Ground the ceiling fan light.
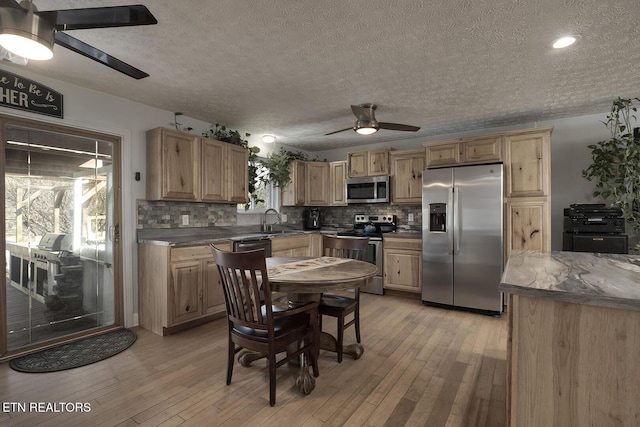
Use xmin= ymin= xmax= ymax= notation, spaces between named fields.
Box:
xmin=355 ymin=126 xmax=378 ymax=135
xmin=354 ymin=119 xmax=379 ymax=135
xmin=0 ymin=8 xmax=54 ymax=60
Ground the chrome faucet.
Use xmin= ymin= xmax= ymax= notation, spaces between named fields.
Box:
xmin=262 ymin=208 xmax=280 ymax=232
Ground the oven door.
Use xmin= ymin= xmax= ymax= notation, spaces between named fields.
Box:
xmin=361 ymin=239 xmax=383 ymax=295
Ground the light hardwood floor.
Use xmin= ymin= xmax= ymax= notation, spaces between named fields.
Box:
xmin=0 ymin=293 xmax=507 ymax=426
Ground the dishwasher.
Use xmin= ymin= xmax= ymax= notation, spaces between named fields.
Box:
xmin=232 ymin=238 xmax=272 ymax=257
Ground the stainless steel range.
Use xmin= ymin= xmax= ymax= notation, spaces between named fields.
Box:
xmin=338 ymin=214 xmax=396 ymax=295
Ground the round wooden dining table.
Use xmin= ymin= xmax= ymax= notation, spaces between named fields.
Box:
xmin=238 ymin=256 xmax=378 ymax=395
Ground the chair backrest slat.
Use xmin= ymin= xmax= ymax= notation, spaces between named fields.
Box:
xmin=211 ymin=246 xmax=273 ymax=330
xmin=322 ymin=235 xmax=369 ymax=261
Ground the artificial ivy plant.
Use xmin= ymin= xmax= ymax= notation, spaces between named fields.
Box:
xmin=582 ymin=96 xmax=640 ymax=251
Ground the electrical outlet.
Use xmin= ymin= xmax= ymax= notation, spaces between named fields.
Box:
xmin=281 ymin=214 xmax=288 ymax=223
xmin=181 ymin=214 xmax=189 ymax=225
xmin=408 ymin=213 xmax=414 ymax=222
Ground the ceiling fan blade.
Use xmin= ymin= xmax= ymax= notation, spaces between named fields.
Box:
xmin=38 ymin=5 xmax=157 ymax=31
xmin=378 ymin=122 xmax=421 ymax=132
xmin=324 ymin=127 xmax=353 ymax=136
xmin=54 ymin=32 xmax=149 ymax=79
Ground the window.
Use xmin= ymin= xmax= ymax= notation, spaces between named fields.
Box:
xmin=237 ymin=157 xmax=278 ymax=212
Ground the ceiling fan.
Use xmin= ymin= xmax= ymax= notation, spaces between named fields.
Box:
xmin=325 ymin=103 xmax=421 ymax=136
xmin=0 ymin=1 xmax=157 ymax=79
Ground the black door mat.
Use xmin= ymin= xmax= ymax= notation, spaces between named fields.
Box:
xmin=9 ymin=328 xmax=136 ymax=373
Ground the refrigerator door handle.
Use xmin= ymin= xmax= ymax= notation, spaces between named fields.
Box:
xmin=448 ymin=187 xmax=455 ymax=255
xmin=454 ymin=186 xmax=461 ymax=255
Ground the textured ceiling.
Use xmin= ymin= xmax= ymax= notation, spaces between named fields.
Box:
xmin=4 ymin=0 xmax=640 ymax=151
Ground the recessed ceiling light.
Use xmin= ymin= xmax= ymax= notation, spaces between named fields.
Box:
xmin=262 ymin=135 xmax=276 ymax=143
xmin=552 ymin=36 xmax=577 ymax=49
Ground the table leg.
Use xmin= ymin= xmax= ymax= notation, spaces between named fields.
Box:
xmin=319 ymin=332 xmax=364 ymax=359
xmin=237 ymin=349 xmax=266 ymax=367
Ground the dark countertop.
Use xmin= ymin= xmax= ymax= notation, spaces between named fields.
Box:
xmin=500 ymin=250 xmax=640 ymax=312
xmin=137 ymin=226 xmax=340 ymax=247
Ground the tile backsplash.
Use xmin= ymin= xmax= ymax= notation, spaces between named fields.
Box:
xmin=137 ymin=200 xmax=422 ymax=229
xmin=137 ymin=200 xmax=238 ymax=229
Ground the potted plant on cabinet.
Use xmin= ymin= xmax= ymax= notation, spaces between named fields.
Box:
xmin=582 ymin=96 xmax=640 ymax=252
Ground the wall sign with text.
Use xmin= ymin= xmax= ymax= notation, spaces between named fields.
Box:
xmin=0 ymin=69 xmax=63 ymax=118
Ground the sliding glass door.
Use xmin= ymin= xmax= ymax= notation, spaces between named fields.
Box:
xmin=1 ymin=117 xmax=122 ymax=355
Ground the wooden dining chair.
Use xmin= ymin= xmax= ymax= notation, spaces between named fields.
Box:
xmin=210 ymin=245 xmax=319 ymax=406
xmin=319 ymin=234 xmax=369 ymax=362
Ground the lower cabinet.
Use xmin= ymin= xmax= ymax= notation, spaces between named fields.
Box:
xmin=383 ymin=237 xmax=422 ymax=293
xmin=271 ymin=234 xmax=314 ymax=257
xmin=138 ymin=242 xmax=230 ymax=336
xmin=505 ymin=198 xmax=550 ymax=261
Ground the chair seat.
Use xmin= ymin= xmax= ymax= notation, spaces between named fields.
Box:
xmin=234 ymin=308 xmax=309 ymax=340
xmin=319 ymin=294 xmax=356 ymax=309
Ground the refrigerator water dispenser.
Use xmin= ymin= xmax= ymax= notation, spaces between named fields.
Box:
xmin=429 ymin=203 xmax=447 ymax=232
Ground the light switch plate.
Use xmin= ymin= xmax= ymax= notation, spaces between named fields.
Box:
xmin=408 ymin=213 xmax=414 ymax=222
xmin=181 ymin=215 xmax=189 ymax=225
xmin=281 ymin=214 xmax=288 ymax=223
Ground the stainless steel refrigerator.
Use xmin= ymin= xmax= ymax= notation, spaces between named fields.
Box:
xmin=421 ymin=164 xmax=503 ymax=314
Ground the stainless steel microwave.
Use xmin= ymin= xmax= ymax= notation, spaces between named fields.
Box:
xmin=346 ymin=176 xmax=389 ymax=204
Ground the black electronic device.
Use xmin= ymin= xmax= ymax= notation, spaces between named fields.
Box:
xmin=562 ymin=232 xmax=628 ymax=254
xmin=563 ymin=217 xmax=625 ymax=234
xmin=564 ymin=203 xmax=623 ymax=218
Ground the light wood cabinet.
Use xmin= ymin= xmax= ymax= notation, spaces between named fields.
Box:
xmin=281 ymin=160 xmax=306 ymax=207
xmin=425 ymin=137 xmax=501 ymax=168
xmin=146 ymin=128 xmax=199 ymax=200
xmin=383 ymin=237 xmax=422 ymax=293
xmin=305 ymin=161 xmax=330 ymax=206
xmin=271 ymin=234 xmax=313 ymax=257
xmin=138 ymin=242 xmax=230 ymax=336
xmin=504 ymin=131 xmax=550 ymax=198
xmin=425 ymin=142 xmax=460 ymax=168
xmin=226 ymin=143 xmax=251 ymax=203
xmin=505 ymin=198 xmax=550 ymax=255
xmin=330 ymin=161 xmax=347 ymax=206
xmin=282 ymin=160 xmax=334 ymax=207
xmin=348 ymin=148 xmax=391 ymax=177
xmin=390 ymin=149 xmax=425 ymax=204
xmin=146 ymin=127 xmax=248 ymax=204
xmin=503 ymin=128 xmax=552 ymax=261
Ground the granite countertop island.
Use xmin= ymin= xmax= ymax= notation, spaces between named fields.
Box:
xmin=500 ymin=250 xmax=640 ymax=311
xmin=501 ymin=250 xmax=640 ymax=427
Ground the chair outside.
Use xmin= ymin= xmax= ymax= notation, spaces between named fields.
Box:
xmin=210 ymin=245 xmax=319 ymax=406
xmin=319 ymin=234 xmax=369 ymax=362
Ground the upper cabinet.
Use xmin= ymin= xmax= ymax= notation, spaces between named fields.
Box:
xmin=348 ymin=148 xmax=391 ymax=177
xmin=282 ymin=160 xmax=336 ymax=207
xmin=146 ymin=128 xmax=199 ymax=200
xmin=281 ymin=160 xmax=307 ymax=207
xmin=504 ymin=131 xmax=551 ymax=198
xmin=146 ymin=127 xmax=248 ymax=203
xmin=390 ymin=149 xmax=425 ymax=204
xmin=425 ymin=137 xmax=501 ymax=168
xmin=330 ymin=161 xmax=347 ymax=206
xmin=305 ymin=161 xmax=330 ymax=206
